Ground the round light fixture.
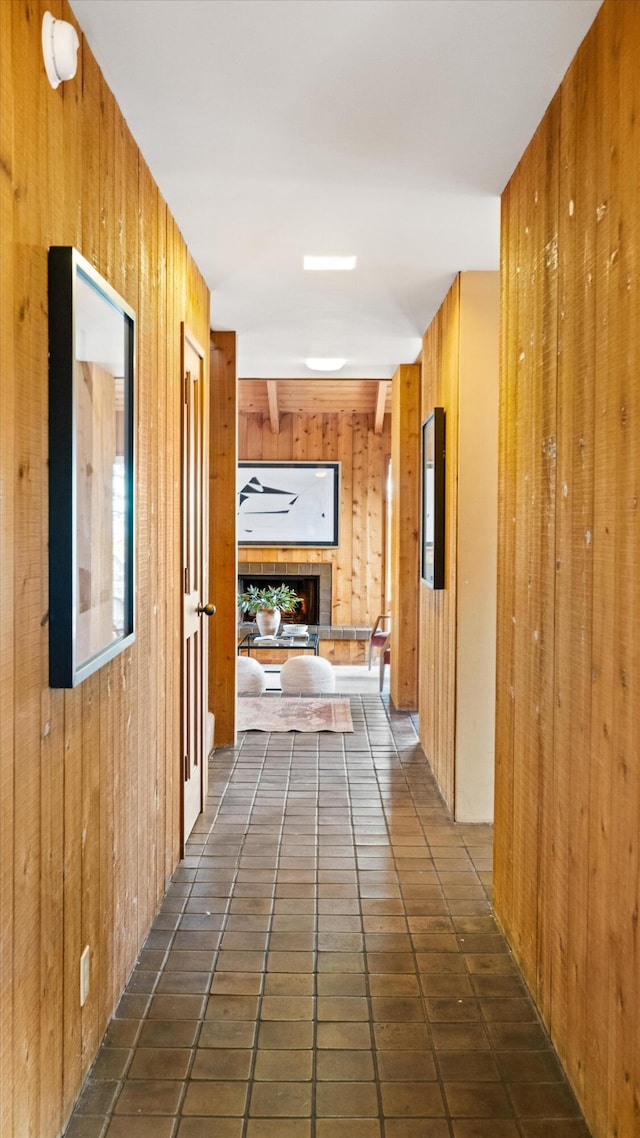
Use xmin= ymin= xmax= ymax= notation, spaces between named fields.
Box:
xmin=42 ymin=11 xmax=80 ymax=90
xmin=305 ymin=358 xmax=346 ymax=372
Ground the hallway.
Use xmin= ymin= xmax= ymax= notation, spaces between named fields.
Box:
xmin=64 ymin=696 xmax=589 ymax=1138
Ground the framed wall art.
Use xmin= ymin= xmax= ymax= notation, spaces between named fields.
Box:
xmin=48 ymin=246 xmax=135 ymax=687
xmin=421 ymin=407 xmax=446 ymax=589
xmin=238 ymin=461 xmax=340 ymax=547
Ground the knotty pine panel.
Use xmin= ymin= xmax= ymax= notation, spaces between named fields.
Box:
xmin=495 ymin=4 xmax=640 ymax=1136
xmin=239 ymin=412 xmax=390 ymax=629
xmin=209 ymin=332 xmax=238 ymax=746
xmin=391 ymin=364 xmax=420 ymax=710
xmin=0 ymin=4 xmax=210 ymax=1136
xmin=0 ymin=8 xmax=16 ymax=1129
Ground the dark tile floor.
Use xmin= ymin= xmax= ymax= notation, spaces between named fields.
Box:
xmin=64 ymin=694 xmax=591 ymax=1138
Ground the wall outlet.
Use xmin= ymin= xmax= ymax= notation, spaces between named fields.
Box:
xmin=80 ymin=945 xmax=90 ymax=1007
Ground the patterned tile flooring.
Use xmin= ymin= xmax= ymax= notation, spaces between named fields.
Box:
xmin=64 ymin=695 xmax=591 ymax=1138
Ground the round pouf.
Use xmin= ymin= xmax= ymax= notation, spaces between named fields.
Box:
xmin=280 ymin=655 xmax=336 ymax=694
xmin=237 ymin=655 xmax=267 ymax=695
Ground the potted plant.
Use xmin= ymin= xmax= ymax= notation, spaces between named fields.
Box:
xmin=238 ymin=583 xmax=299 ymax=637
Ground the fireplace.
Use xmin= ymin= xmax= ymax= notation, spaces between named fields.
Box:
xmin=238 ymin=562 xmax=332 ymax=626
xmin=239 ymin=574 xmax=318 ymax=624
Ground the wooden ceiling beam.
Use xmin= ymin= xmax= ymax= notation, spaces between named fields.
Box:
xmin=266 ymin=380 xmax=279 ymax=434
xmin=374 ymin=380 xmax=389 ymax=434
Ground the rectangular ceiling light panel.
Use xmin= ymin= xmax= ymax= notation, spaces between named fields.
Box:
xmin=303 ymin=255 xmax=357 ymax=271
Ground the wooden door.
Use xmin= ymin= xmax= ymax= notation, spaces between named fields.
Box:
xmin=181 ymin=325 xmax=210 ymax=844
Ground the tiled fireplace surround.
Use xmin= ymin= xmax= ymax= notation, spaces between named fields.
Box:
xmin=238 ymin=562 xmax=371 ymax=641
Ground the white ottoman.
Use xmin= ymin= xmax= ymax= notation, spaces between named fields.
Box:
xmin=237 ymin=655 xmax=267 ymax=694
xmin=280 ymin=655 xmax=336 ymax=694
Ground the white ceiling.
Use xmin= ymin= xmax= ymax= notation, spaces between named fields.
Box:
xmin=69 ymin=0 xmax=601 ymax=380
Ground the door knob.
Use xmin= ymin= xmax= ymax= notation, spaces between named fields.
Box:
xmin=197 ymin=602 xmax=216 ymax=616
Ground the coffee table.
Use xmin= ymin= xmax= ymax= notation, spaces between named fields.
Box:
xmin=238 ymin=630 xmax=320 ymax=657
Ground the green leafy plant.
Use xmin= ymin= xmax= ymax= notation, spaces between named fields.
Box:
xmin=238 ymin=583 xmax=299 ymax=615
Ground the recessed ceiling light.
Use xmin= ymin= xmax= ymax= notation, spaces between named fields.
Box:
xmin=303 ymin=255 xmax=356 ymax=271
xmin=305 ymin=358 xmax=346 ymax=372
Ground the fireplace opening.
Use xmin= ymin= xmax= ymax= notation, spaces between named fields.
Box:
xmin=238 ymin=575 xmax=319 ymax=625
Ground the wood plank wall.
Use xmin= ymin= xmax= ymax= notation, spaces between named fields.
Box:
xmin=495 ymin=3 xmax=640 ymax=1135
xmin=0 ymin=4 xmax=210 ymax=1136
xmin=419 ymin=280 xmax=460 ymax=810
xmin=391 ymin=364 xmax=420 ymax=709
xmin=209 ymin=332 xmax=238 ymax=746
xmin=239 ymin=411 xmax=390 ymax=662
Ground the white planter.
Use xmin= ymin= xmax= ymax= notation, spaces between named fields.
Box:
xmin=256 ymin=607 xmax=281 ymax=637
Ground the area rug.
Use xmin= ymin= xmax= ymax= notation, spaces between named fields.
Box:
xmin=237 ymin=697 xmax=353 ymax=733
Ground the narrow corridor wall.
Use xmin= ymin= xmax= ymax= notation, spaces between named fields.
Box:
xmin=0 ymin=3 xmax=209 ymax=1135
xmin=419 ymin=272 xmax=499 ymax=822
xmin=495 ymin=2 xmax=640 ymax=1134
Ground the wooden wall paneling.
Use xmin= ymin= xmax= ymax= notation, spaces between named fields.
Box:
xmin=508 ymin=112 xmax=549 ymax=991
xmin=307 ymin=412 xmax=324 ymax=458
xmin=39 ymin=3 xmax=66 ymax=1132
xmin=97 ymin=70 xmax=116 ymax=1034
xmin=162 ymin=214 xmax=174 ymax=880
xmin=79 ymin=27 xmax=100 ymax=269
xmin=262 ymin=410 xmax=280 ymax=461
xmin=62 ymin=690 xmax=84 ymax=1113
xmin=120 ymin=115 xmax=142 ymax=986
xmin=155 ymin=195 xmax=168 ymax=891
xmin=596 ymin=6 xmax=640 ymax=1130
xmin=552 ymin=35 xmax=594 ymax=1101
xmin=506 ymin=155 xmax=532 ymax=974
xmin=582 ymin=9 xmax=617 ymax=1129
xmin=547 ymin=53 xmax=574 ymax=1054
xmin=494 ymin=178 xmax=517 ymax=941
xmin=336 ymin=415 xmax=354 ymax=626
xmin=56 ymin=11 xmax=85 ymax=1116
xmin=292 ymin=411 xmax=307 ymax=459
xmin=170 ymin=218 xmax=185 ymax=875
xmin=209 ymin=331 xmax=238 ymax=747
xmin=322 ymin=413 xmax=339 ymax=464
xmin=496 ymin=5 xmax=640 ymax=1135
xmin=80 ymin=674 xmax=101 ymax=1070
xmin=108 ymin=103 xmax=128 ymax=994
xmin=0 ymin=6 xmax=211 ymax=1132
xmin=148 ymin=165 xmax=161 ymax=917
xmin=11 ymin=7 xmax=48 ymax=1130
xmin=606 ymin=6 xmax=640 ymax=1130
xmin=365 ymin=417 xmax=384 ymax=624
xmin=531 ymin=91 xmax=560 ymax=1021
xmin=238 ymin=412 xmax=248 ymax=457
xmin=77 ymin=37 xmax=104 ymax=1077
xmin=390 ymin=364 xmax=420 ymax=710
xmin=246 ymin=412 xmax=264 ymax=459
xmin=350 ymin=414 xmax=366 ymax=625
xmin=155 ymin=193 xmax=168 ymax=897
xmin=135 ymin=158 xmax=154 ymax=939
xmin=0 ymin=0 xmax=15 ymax=1130
xmin=277 ymin=410 xmax=294 ymax=460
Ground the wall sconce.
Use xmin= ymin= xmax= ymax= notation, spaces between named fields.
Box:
xmin=42 ymin=11 xmax=79 ymax=89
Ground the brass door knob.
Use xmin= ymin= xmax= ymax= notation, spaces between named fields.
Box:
xmin=197 ymin=602 xmax=216 ymax=617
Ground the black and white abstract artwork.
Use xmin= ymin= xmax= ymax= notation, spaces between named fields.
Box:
xmin=237 ymin=462 xmax=340 ymax=547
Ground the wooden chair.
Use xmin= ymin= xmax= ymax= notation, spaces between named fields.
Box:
xmin=378 ymin=632 xmax=391 ymax=692
xmin=368 ymin=612 xmax=391 ymax=670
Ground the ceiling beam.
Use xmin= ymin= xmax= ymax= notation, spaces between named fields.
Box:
xmin=374 ymin=381 xmax=389 ymax=435
xmin=266 ymin=380 xmax=279 ymax=434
